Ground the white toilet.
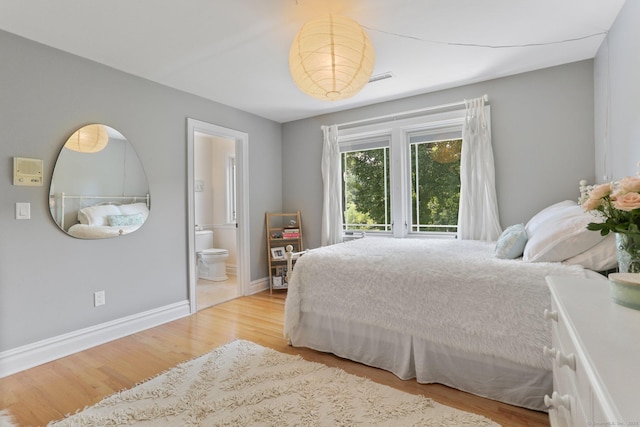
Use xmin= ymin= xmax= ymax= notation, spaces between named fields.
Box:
xmin=195 ymin=230 xmax=229 ymax=281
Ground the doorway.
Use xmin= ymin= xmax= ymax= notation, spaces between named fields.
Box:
xmin=187 ymin=118 xmax=250 ymax=313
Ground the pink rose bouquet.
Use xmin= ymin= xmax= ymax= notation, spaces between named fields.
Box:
xmin=581 ymin=176 xmax=640 ymax=235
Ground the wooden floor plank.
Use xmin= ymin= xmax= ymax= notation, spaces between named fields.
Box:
xmin=0 ymin=291 xmax=549 ymax=426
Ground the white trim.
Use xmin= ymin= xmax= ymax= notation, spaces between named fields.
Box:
xmin=197 ymin=223 xmax=236 ymax=230
xmin=187 ymin=119 xmax=250 ymax=314
xmin=0 ymin=300 xmax=190 ymax=378
xmin=248 ymin=277 xmax=269 ymax=295
xmin=226 ymin=154 xmax=236 ymax=224
xmin=336 ymin=94 xmax=488 ymax=129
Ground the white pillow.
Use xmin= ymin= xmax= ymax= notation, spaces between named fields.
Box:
xmin=118 ymin=202 xmax=150 ymax=222
xmin=523 ymin=204 xmax=605 ymax=263
xmin=563 ymin=233 xmax=618 ymax=271
xmin=495 ymin=224 xmax=528 ymax=259
xmin=525 ymin=200 xmax=576 ymax=237
xmin=77 ymin=204 xmax=121 ymax=226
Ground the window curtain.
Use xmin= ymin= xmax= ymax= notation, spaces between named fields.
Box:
xmin=321 ymin=124 xmax=344 ymax=246
xmin=457 ymin=97 xmax=502 ymax=241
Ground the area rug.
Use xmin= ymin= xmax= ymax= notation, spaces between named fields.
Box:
xmin=0 ymin=410 xmax=17 ymax=427
xmin=49 ymin=340 xmax=499 ymax=426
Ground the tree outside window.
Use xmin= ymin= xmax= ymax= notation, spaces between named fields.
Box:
xmin=340 ymin=135 xmax=461 ymax=236
xmin=337 ymin=110 xmax=465 ymax=238
xmin=410 ymin=139 xmax=461 ymax=233
xmin=342 ymin=147 xmax=391 ymax=231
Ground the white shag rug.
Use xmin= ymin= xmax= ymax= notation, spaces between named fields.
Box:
xmin=0 ymin=410 xmax=17 ymax=427
xmin=47 ymin=340 xmax=499 ymax=426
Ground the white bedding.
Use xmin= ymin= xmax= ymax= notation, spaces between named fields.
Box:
xmin=284 ymin=237 xmax=603 ymax=409
xmin=67 ymin=224 xmax=141 ymax=238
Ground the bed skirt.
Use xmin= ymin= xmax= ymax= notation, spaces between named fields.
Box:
xmin=288 ymin=310 xmax=551 ymax=412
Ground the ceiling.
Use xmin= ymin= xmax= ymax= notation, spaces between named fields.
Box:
xmin=0 ymin=0 xmax=626 ymax=123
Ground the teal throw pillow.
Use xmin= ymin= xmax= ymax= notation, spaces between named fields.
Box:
xmin=495 ymin=223 xmax=528 ymax=259
xmin=107 ymin=213 xmax=144 ymax=227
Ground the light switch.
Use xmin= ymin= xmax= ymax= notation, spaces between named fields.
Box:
xmin=16 ymin=202 xmax=30 ymax=220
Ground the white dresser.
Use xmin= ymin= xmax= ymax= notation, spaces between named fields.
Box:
xmin=545 ymin=276 xmax=640 ymax=427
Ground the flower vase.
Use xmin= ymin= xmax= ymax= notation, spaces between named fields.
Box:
xmin=615 ymin=233 xmax=640 ymax=273
xmin=611 ymin=234 xmax=640 ymax=310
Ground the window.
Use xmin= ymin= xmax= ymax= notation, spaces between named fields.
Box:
xmin=408 ymin=129 xmax=462 ymax=233
xmin=341 ymin=138 xmax=392 ymax=232
xmin=338 ymin=109 xmax=465 ymax=238
xmin=226 ymin=155 xmax=236 ymax=224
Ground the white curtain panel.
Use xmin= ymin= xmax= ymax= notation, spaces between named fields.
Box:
xmin=321 ymin=124 xmax=344 ymax=246
xmin=457 ymin=97 xmax=502 ymax=241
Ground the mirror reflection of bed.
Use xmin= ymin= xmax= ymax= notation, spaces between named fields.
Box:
xmin=49 ymin=124 xmax=151 ymax=239
xmin=58 ymin=195 xmax=150 ymax=238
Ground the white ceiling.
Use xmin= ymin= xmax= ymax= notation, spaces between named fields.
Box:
xmin=0 ymin=0 xmax=626 ymax=123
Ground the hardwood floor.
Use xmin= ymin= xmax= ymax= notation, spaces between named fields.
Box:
xmin=0 ymin=291 xmax=549 ymax=427
xmin=196 ymin=275 xmax=238 ymax=310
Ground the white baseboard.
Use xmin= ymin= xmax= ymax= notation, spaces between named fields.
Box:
xmin=248 ymin=277 xmax=269 ymax=295
xmin=225 ymin=264 xmax=237 ymax=276
xmin=0 ymin=300 xmax=191 ymax=378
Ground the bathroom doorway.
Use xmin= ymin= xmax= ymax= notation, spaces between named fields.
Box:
xmin=194 ymin=133 xmax=237 ymax=309
xmin=187 ymin=119 xmax=249 ymax=313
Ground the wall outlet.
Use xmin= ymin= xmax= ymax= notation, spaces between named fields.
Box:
xmin=94 ymin=291 xmax=106 ymax=307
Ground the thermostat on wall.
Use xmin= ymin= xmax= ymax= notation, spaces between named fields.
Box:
xmin=13 ymin=157 xmax=43 ymax=186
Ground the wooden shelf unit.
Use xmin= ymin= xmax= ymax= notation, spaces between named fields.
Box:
xmin=266 ymin=211 xmax=303 ymax=293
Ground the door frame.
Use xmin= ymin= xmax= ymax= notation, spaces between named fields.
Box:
xmin=187 ymin=118 xmax=250 ymax=313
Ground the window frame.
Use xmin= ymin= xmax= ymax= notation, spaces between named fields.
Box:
xmin=338 ymin=109 xmax=466 ymax=239
xmin=340 ymin=134 xmax=393 ymax=233
xmin=406 ymin=125 xmax=463 ymax=235
xmin=225 ymin=154 xmax=236 ymax=225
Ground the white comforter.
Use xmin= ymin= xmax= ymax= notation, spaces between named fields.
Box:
xmin=67 ymin=224 xmax=141 ymax=238
xmin=284 ymin=237 xmax=601 ymax=370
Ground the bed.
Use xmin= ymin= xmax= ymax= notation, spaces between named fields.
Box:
xmin=284 ymin=199 xmax=617 ymax=411
xmin=64 ymin=198 xmax=150 ymax=239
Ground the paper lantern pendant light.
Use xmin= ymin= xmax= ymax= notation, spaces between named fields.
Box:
xmin=64 ymin=124 xmax=109 ymax=153
xmin=289 ymin=14 xmax=375 ymax=101
xmin=429 ymin=140 xmax=463 ymax=164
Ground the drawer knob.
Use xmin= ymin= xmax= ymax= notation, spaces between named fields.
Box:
xmin=556 ymin=351 xmax=576 ymax=370
xmin=543 ymin=346 xmax=558 ymax=359
xmin=544 ymin=391 xmax=571 ymax=410
xmin=544 ymin=309 xmax=558 ymax=321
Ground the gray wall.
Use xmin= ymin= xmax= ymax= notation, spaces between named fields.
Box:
xmin=0 ymin=30 xmax=282 ymax=352
xmin=283 ymin=61 xmax=596 ymax=249
xmin=594 ymin=0 xmax=640 ymax=182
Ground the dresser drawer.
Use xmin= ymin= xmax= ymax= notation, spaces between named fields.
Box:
xmin=547 ymin=303 xmax=590 ymax=426
xmin=549 ymin=368 xmax=574 ymax=427
xmin=547 ymin=276 xmax=640 ymax=426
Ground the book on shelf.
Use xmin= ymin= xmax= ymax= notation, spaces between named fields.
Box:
xmin=282 ymin=232 xmax=300 ymax=239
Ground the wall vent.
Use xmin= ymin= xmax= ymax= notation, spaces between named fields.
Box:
xmin=368 ymin=72 xmax=394 ymax=83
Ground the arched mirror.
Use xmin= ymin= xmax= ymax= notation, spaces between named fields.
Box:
xmin=49 ymin=124 xmax=150 ymax=239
